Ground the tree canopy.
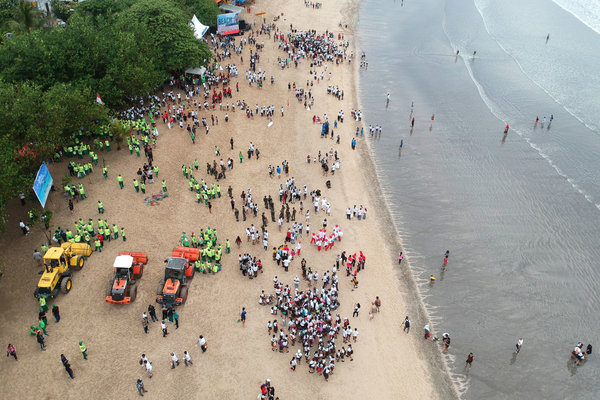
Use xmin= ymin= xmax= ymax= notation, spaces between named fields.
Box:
xmin=0 ymin=0 xmax=214 ymax=228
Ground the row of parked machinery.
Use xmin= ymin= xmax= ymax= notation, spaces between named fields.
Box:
xmin=34 ymin=244 xmax=200 ymax=308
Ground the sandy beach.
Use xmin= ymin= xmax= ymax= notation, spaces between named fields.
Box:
xmin=0 ymin=0 xmax=454 ymax=398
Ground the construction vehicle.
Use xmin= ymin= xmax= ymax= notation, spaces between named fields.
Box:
xmin=34 ymin=242 xmax=92 ymax=299
xmin=156 ymin=247 xmax=197 ymax=306
xmin=105 ymin=252 xmax=148 ymax=304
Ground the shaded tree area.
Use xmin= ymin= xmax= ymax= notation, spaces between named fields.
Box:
xmin=0 ymin=0 xmax=213 ymax=228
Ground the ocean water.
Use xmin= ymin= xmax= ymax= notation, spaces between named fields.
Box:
xmin=357 ymin=0 xmax=600 ymax=398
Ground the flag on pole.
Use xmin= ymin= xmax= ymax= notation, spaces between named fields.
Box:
xmin=96 ymin=93 xmax=105 ymax=105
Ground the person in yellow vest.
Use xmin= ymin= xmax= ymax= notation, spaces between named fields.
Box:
xmin=112 ymin=224 xmax=118 ymax=239
xmin=195 ymin=259 xmax=201 ymax=271
xmin=196 ymin=192 xmax=201 ymax=203
xmin=140 ymin=182 xmax=146 ymax=194
xmin=39 ymin=296 xmax=48 ymax=312
xmin=162 ymin=179 xmax=167 ymax=192
xmin=121 ymin=227 xmax=126 ymax=242
xmin=78 ymin=184 xmax=86 ymax=200
xmin=216 ymin=185 xmax=221 ymax=198
xmin=104 ymin=227 xmax=111 ymax=242
xmin=84 ymin=233 xmax=91 ymax=245
xmin=133 ymin=179 xmax=139 ymax=192
xmin=102 ymin=167 xmax=108 ymax=178
xmin=117 ymin=174 xmax=124 ymax=189
xmin=98 ymin=201 xmax=104 ymax=214
xmin=95 ymin=238 xmax=101 ymax=252
xmin=74 ymin=234 xmax=81 ymax=243
xmin=41 ymin=243 xmax=48 ymax=254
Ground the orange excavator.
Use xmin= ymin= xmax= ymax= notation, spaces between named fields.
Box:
xmin=106 ymin=252 xmax=147 ymax=304
xmin=156 ymin=247 xmax=197 ymax=306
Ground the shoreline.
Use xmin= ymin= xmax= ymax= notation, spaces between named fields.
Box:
xmin=349 ymin=2 xmax=461 ymax=397
xmin=0 ymin=0 xmax=456 ymax=398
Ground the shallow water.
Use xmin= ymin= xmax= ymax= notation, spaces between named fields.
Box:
xmin=357 ymin=0 xmax=600 ymax=398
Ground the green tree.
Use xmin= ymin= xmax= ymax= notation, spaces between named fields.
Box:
xmin=5 ymin=0 xmax=44 ymax=34
xmin=176 ymin=0 xmax=220 ymax=26
xmin=50 ymin=0 xmax=71 ymax=21
xmin=118 ymin=0 xmax=211 ymax=73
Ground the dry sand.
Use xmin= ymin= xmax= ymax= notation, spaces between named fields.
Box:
xmin=0 ymin=0 xmax=455 ymax=398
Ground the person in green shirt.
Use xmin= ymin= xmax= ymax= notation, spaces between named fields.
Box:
xmin=105 ymin=139 xmax=111 ymax=151
xmin=239 ymin=152 xmax=243 ymax=163
xmin=79 ymin=341 xmax=87 ymax=360
xmin=102 ymin=167 xmax=108 ymax=178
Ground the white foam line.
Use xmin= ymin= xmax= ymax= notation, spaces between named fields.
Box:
xmin=472 ymin=0 xmax=599 ymax=134
xmin=442 ymin=2 xmax=600 ymax=212
xmin=550 ymin=0 xmax=600 ymax=36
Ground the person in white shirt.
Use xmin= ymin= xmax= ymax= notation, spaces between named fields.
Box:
xmin=170 ymin=352 xmax=179 ymax=368
xmin=515 ymin=338 xmax=524 ymax=354
xmin=144 ymin=359 xmax=153 ymax=377
xmin=198 ymin=335 xmax=207 ymax=353
xmin=184 ymin=351 xmax=193 ymax=366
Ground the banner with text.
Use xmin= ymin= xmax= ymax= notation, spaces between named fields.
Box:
xmin=217 ymin=13 xmax=239 ymax=35
xmin=33 ymin=162 xmax=53 ymax=208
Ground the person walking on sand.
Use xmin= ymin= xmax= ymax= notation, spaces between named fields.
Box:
xmin=515 ymin=337 xmax=524 ymax=354
xmin=403 ymin=316 xmax=410 ymax=333
xmin=62 ymin=354 xmax=74 ymax=379
xmin=79 ymin=341 xmax=87 ymax=360
xmin=240 ymin=307 xmax=247 ymax=327
xmin=184 ymin=351 xmax=193 ymax=366
xmin=375 ymin=296 xmax=382 ymax=312
xmin=6 ymin=343 xmax=17 ymax=361
xmin=398 ymin=251 xmax=403 ymax=264
xmin=170 ymin=352 xmax=180 ymax=368
xmin=136 ymin=378 xmax=148 ymax=396
xmin=465 ymin=353 xmax=474 ymax=370
xmin=424 ymin=324 xmax=431 ymax=340
xmin=369 ymin=302 xmax=377 ymax=320
xmin=198 ymin=335 xmax=207 ymax=352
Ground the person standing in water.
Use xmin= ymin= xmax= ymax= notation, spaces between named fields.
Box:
xmin=546 ymin=33 xmax=550 ymax=43
xmin=465 ymin=353 xmax=474 ymax=370
xmin=515 ymin=338 xmax=524 ymax=354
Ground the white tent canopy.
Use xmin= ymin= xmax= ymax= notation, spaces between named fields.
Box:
xmin=185 ymin=67 xmax=207 ymax=76
xmin=189 ymin=15 xmax=208 ymax=39
xmin=219 ymin=4 xmax=244 ymax=14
